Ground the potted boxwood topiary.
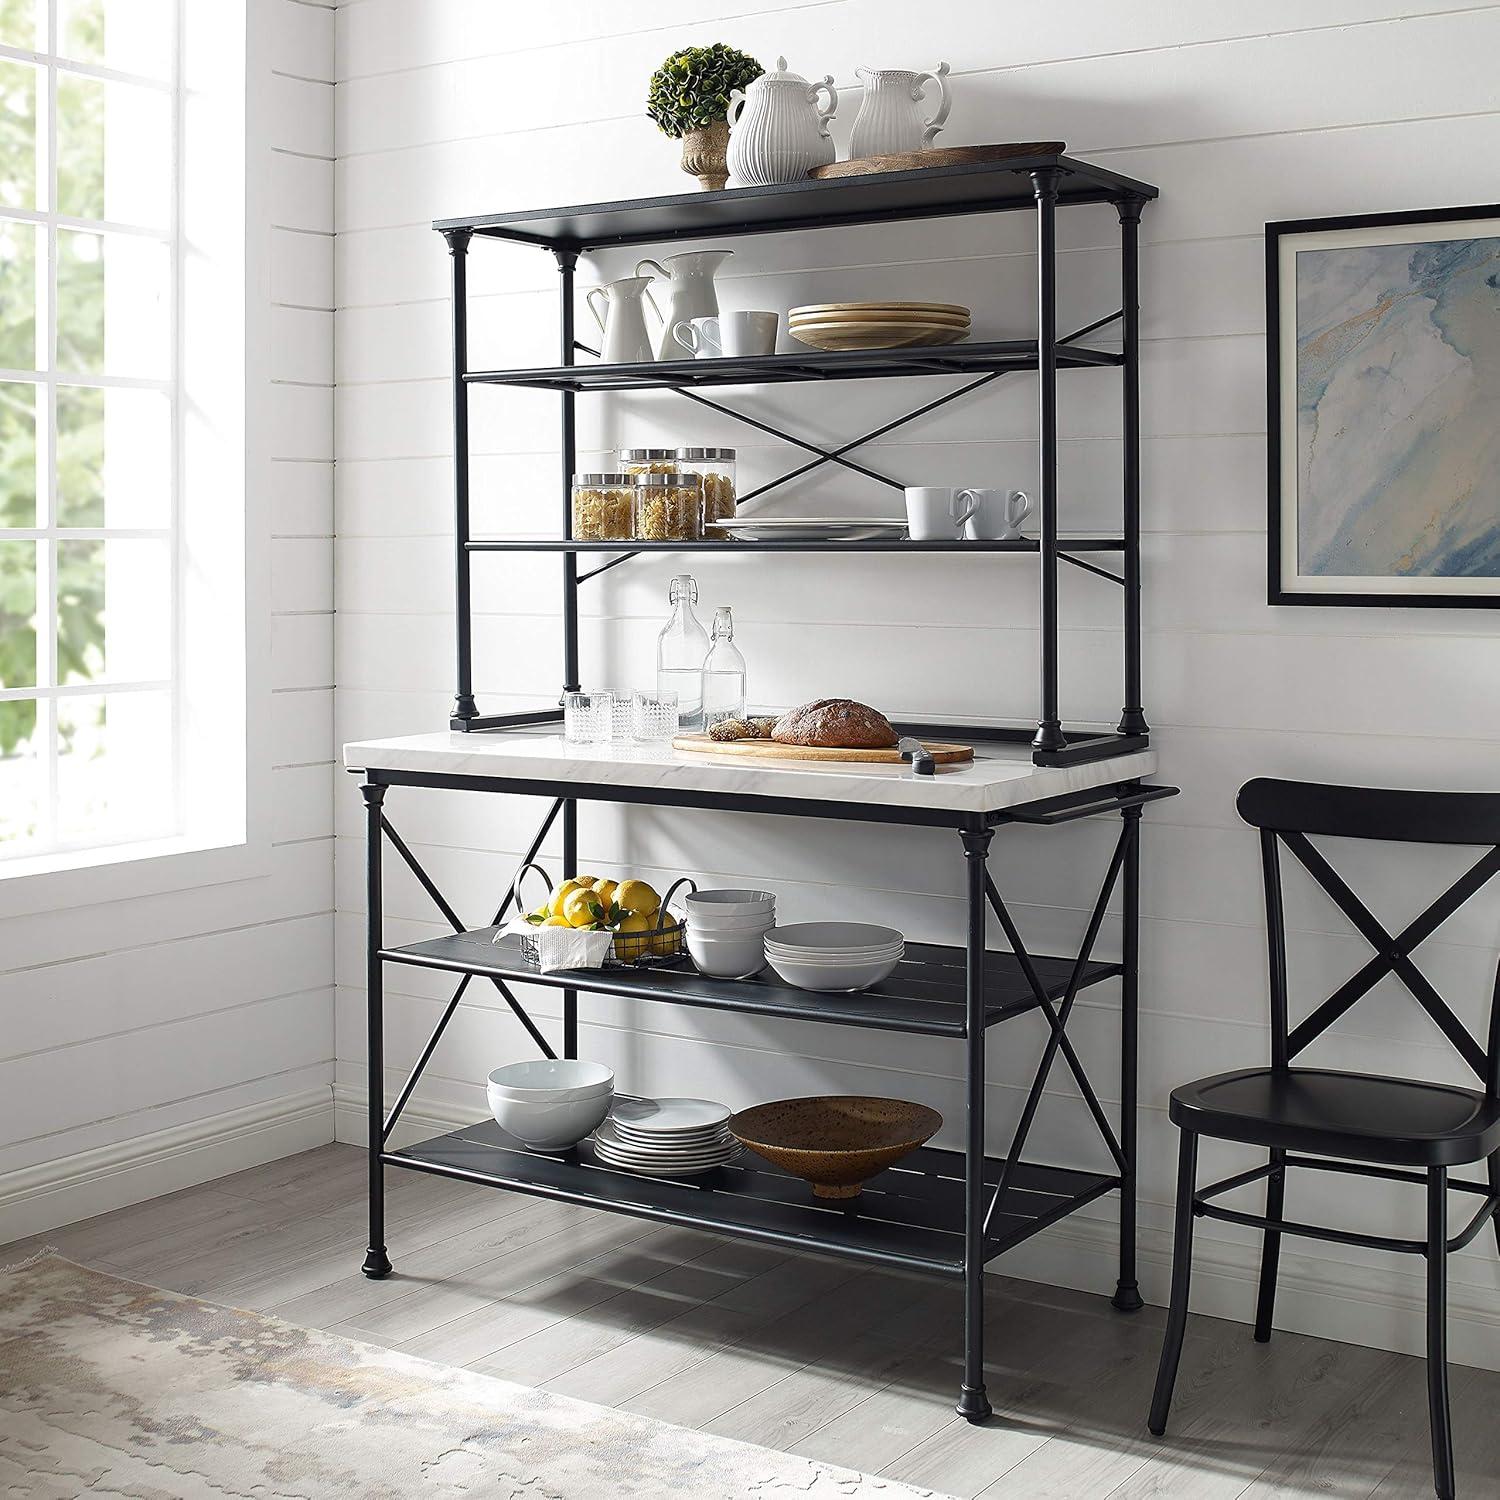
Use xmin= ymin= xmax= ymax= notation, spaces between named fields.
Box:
xmin=647 ymin=43 xmax=764 ymax=191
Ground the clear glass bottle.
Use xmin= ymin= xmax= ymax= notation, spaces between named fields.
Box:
xmin=702 ymin=606 xmax=746 ymax=728
xmin=656 ymin=575 xmax=709 ymax=731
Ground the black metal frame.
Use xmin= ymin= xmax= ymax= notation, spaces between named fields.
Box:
xmin=358 ymin=767 xmax=1178 ymax=1422
xmin=1148 ymin=778 xmax=1500 ymax=1500
xmin=436 ymin=152 xmax=1156 ymax=767
xmin=1266 ymin=201 xmax=1500 ymax=610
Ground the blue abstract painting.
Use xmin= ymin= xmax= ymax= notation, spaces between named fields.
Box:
xmin=1293 ymin=231 xmax=1500 ymax=581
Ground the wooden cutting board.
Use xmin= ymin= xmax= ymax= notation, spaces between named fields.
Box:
xmin=809 ymin=141 xmax=1067 ymax=180
xmin=673 ymin=734 xmax=973 ymax=765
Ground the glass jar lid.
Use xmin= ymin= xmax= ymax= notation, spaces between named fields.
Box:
xmin=620 ymin=448 xmax=677 ymax=462
xmin=676 ymin=447 xmax=736 ymax=462
xmin=573 ymin=473 xmax=631 ymax=486
xmin=634 ymin=471 xmax=701 ymax=488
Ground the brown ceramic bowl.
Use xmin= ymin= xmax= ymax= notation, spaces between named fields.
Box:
xmin=728 ymin=1096 xmax=943 ymax=1199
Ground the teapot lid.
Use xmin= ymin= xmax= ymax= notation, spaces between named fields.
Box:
xmin=758 ymin=55 xmax=809 ymax=85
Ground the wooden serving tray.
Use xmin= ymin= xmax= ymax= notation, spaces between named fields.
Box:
xmin=673 ymin=734 xmax=973 ymax=765
xmin=809 ymin=141 xmax=1067 ymax=181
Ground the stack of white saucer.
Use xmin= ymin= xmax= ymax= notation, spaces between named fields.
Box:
xmin=592 ymin=1096 xmax=740 ymax=1176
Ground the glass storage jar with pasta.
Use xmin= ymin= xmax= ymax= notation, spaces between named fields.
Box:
xmin=677 ymin=447 xmax=736 ymax=539
xmin=571 ymin=473 xmax=635 ymax=540
xmin=619 ymin=447 xmax=679 ymax=479
xmin=633 ymin=471 xmax=704 ymax=541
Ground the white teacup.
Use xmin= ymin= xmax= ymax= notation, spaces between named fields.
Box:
xmin=961 ymin=488 xmax=1035 ymax=541
xmin=904 ymin=486 xmax=978 ymax=541
xmin=673 ymin=310 xmax=779 ymax=359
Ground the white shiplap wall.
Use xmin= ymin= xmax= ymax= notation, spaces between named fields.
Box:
xmin=0 ymin=0 xmax=338 ymax=1241
xmin=331 ymin=1 xmax=1500 ymax=1368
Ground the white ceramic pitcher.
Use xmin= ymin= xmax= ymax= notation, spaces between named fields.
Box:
xmin=634 ymin=249 xmax=733 ymax=360
xmin=585 ymin=276 xmax=661 ymax=364
xmin=849 ymin=62 xmax=952 ymax=158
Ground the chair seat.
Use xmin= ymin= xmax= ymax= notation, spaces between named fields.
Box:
xmin=1169 ymin=1067 xmax=1500 ymax=1166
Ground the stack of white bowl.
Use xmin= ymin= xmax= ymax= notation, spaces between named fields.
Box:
xmin=764 ymin=922 xmax=905 ymax=993
xmin=684 ymin=888 xmax=775 ymax=979
xmin=593 ymin=1096 xmax=740 ymax=1176
xmin=486 ymin=1059 xmax=614 ymax=1151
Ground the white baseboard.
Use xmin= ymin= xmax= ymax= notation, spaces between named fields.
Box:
xmin=333 ymin=1082 xmax=1500 ymax=1375
xmin=0 ymin=1087 xmax=335 ymax=1246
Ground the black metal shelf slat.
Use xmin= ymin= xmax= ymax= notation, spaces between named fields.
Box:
xmin=464 ymin=536 xmax=1126 ymax=555
xmin=464 ymin=340 xmax=1121 ymax=392
xmin=388 ymin=1118 xmax=1119 ymax=1275
xmin=381 ymin=929 xmax=1122 ymax=1037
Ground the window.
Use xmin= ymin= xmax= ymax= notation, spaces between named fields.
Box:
xmin=0 ymin=0 xmax=179 ymax=860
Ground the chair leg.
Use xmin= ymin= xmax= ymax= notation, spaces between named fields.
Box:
xmin=1427 ymin=1167 xmax=1455 ymax=1500
xmin=1149 ymin=1128 xmax=1198 ymax=1436
xmin=1254 ymin=1147 xmax=1285 ymax=1342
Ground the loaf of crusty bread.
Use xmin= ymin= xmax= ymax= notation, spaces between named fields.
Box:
xmin=772 ymin=699 xmax=897 ymax=749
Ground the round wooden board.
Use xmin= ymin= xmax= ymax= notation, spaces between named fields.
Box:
xmin=673 ymin=734 xmax=973 ymax=765
xmin=789 ymin=324 xmax=968 ymax=350
xmin=789 ymin=302 xmax=970 ymax=320
xmin=808 ymin=141 xmax=1067 ymax=180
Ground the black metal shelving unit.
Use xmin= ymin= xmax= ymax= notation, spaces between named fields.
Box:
xmin=355 ymin=153 xmax=1174 ymax=1427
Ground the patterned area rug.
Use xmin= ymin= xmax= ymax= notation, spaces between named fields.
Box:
xmin=1 ymin=1253 xmax=948 ymax=1499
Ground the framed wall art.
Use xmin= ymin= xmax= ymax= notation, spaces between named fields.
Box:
xmin=1267 ymin=204 xmax=1500 ymax=606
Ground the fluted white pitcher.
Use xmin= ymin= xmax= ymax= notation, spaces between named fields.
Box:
xmin=634 ymin=249 xmax=733 ymax=360
xmin=725 ymin=57 xmax=837 ymax=189
xmin=849 ymin=62 xmax=951 ymax=158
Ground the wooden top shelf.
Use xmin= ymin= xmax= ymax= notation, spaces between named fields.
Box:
xmin=433 ymin=153 xmax=1159 ymax=251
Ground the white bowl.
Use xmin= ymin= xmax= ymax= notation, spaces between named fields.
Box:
xmin=764 ymin=949 xmax=901 ymax=993
xmin=487 ymin=1082 xmax=613 ymax=1150
xmin=765 ymin=948 xmax=904 ymax=966
xmin=686 ymin=889 xmax=776 ymax=914
xmin=766 ymin=921 xmax=904 ymax=951
xmin=486 ymin=1059 xmax=614 ymax=1100
xmin=688 ymin=909 xmax=776 ymax=932
xmin=687 ymin=927 xmax=767 ymax=979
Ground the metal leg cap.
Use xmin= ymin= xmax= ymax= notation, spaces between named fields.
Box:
xmin=362 ymin=1248 xmax=392 ymax=1280
xmin=956 ymin=1385 xmax=992 ymax=1423
xmin=1111 ymin=1280 xmax=1144 ymax=1313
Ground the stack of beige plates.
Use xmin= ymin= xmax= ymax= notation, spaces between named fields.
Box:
xmin=788 ymin=301 xmax=970 ymax=351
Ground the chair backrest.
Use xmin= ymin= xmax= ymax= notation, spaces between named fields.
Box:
xmin=1236 ymin=777 xmax=1500 ymax=1097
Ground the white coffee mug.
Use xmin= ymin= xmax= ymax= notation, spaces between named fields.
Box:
xmin=904 ymin=486 xmax=978 ymax=540
xmin=673 ymin=310 xmax=779 ymax=359
xmin=961 ymin=488 xmax=1035 ymax=541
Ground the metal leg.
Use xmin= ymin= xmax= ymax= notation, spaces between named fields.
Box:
xmin=1116 ymin=198 xmax=1148 ymax=738
xmin=361 ymin=781 xmax=392 ymax=1279
xmin=444 ymin=229 xmax=477 ymax=728
xmin=1031 ymin=167 xmax=1065 ymax=755
xmin=1254 ymin=1148 xmax=1286 ymax=1341
xmin=957 ymin=823 xmax=994 ymax=1423
xmin=562 ymin=799 xmax=578 ymax=1058
xmin=1113 ymin=805 xmax=1145 ymax=1312
xmin=557 ymin=249 xmax=580 ymax=1063
xmin=1148 ymin=1128 xmax=1198 ymax=1434
xmin=1427 ymin=1168 xmax=1455 ymax=1500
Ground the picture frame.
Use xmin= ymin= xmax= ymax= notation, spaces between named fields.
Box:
xmin=1267 ymin=203 xmax=1500 ymax=607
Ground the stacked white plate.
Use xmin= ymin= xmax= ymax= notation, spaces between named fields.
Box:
xmin=684 ymin=888 xmax=775 ymax=979
xmin=764 ymin=921 xmax=905 ymax=994
xmin=592 ymin=1096 xmax=740 ymax=1176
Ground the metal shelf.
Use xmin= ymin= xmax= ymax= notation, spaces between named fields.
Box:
xmin=382 ymin=929 xmax=1123 ymax=1039
xmin=390 ymin=1118 xmax=1119 ymax=1276
xmin=433 ymin=152 xmax=1158 ymax=250
xmin=466 ymin=341 xmax=1121 ymax=392
xmin=465 ymin=536 xmax=1125 ymax=554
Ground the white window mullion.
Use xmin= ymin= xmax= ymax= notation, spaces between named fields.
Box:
xmin=169 ymin=0 xmax=184 ymax=836
xmin=40 ymin=0 xmax=58 ymax=850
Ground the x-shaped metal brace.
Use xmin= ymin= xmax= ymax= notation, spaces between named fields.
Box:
xmin=983 ymin=818 xmax=1132 ymax=1238
xmin=379 ymin=797 xmax=565 ymax=1143
xmin=1280 ymin=833 xmax=1500 ymax=1080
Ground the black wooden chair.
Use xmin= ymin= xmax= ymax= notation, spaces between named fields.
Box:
xmin=1148 ymin=778 xmax=1500 ymax=1500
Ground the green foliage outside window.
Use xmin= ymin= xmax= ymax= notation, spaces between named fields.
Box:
xmin=0 ymin=0 xmax=111 ymax=758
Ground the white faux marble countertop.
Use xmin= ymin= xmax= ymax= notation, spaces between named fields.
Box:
xmin=342 ymin=730 xmax=1158 ymax=816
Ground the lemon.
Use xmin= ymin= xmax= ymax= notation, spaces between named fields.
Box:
xmin=562 ymin=886 xmax=604 ymax=928
xmin=526 ymin=907 xmax=549 ymax=925
xmin=548 ymin=878 xmax=583 ymax=917
xmin=574 ymin=874 xmax=601 ymax=888
xmin=592 ymin=879 xmax=618 ymax=909
xmin=614 ymin=879 xmax=660 ymax=918
xmin=541 ymin=914 xmax=571 ymax=928
xmin=613 ymin=909 xmax=653 ymax=960
xmin=650 ymin=917 xmax=682 ymax=956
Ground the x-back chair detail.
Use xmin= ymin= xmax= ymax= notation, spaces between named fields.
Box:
xmin=1148 ymin=778 xmax=1500 ymax=1500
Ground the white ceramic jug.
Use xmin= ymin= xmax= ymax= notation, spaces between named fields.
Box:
xmin=634 ymin=249 xmax=733 ymax=360
xmin=585 ymin=276 xmax=661 ymax=364
xmin=849 ymin=62 xmax=951 ymax=158
xmin=725 ymin=56 xmax=837 ymax=188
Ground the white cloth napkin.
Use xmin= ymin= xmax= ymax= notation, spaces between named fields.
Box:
xmin=498 ymin=916 xmax=613 ymax=973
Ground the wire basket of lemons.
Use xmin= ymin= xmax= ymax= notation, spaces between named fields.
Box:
xmin=513 ymin=863 xmax=694 ymax=967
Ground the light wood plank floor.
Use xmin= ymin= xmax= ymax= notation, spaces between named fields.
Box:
xmin=7 ymin=1143 xmax=1496 ymax=1497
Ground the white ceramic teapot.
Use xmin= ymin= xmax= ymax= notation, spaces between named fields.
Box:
xmin=849 ymin=62 xmax=951 ymax=158
xmin=726 ymin=56 xmax=838 ymax=187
